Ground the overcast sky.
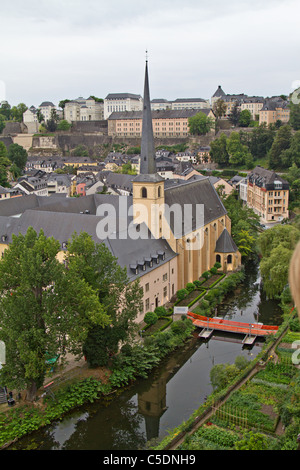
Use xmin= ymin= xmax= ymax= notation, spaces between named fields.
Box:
xmin=1 ymin=0 xmax=299 ymax=107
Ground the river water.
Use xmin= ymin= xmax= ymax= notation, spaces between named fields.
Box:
xmin=14 ymin=261 xmax=283 ymax=450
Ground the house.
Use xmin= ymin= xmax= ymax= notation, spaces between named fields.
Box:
xmin=13 ymin=177 xmax=48 ymax=196
xmin=38 ymin=101 xmax=56 ymax=122
xmin=64 ymin=97 xmax=104 ymax=123
xmin=104 ymin=93 xmax=143 ymax=120
xmin=209 ymin=176 xmax=234 ymax=196
xmin=259 ymin=97 xmax=290 ymax=126
xmin=247 ymin=166 xmax=289 ymax=223
xmin=171 ymin=98 xmax=210 ymax=110
xmin=47 ymin=174 xmax=74 ymax=196
xmin=0 ymin=186 xmax=10 ymax=200
xmin=23 ymin=106 xmax=39 ymax=133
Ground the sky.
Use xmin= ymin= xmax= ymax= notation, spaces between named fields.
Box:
xmin=0 ymin=0 xmax=300 ymax=107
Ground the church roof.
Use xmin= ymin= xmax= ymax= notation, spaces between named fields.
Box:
xmin=164 ymin=177 xmax=227 ymax=237
xmin=215 ymin=228 xmax=238 ymax=253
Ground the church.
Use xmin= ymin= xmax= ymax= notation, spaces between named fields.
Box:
xmin=0 ymin=60 xmax=241 ymax=323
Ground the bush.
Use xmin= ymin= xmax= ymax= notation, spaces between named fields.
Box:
xmin=210 ymin=267 xmax=218 ymax=275
xmin=214 ymin=262 xmax=222 ymax=269
xmin=202 ymin=271 xmax=210 ymax=280
xmin=154 ymin=306 xmax=167 ymax=317
xmin=186 ymin=283 xmax=195 ymax=293
xmin=144 ymin=311 xmax=158 ymax=326
xmin=193 ymin=280 xmax=202 ymax=288
xmin=177 ymin=288 xmax=188 ymax=301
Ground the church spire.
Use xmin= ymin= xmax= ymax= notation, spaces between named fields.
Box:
xmin=139 ymin=56 xmax=157 ymax=175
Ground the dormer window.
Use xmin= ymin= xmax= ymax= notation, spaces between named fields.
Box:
xmin=1 ymin=235 xmax=7 ymax=243
xmin=62 ymin=241 xmax=68 ymax=250
xmin=157 ymin=250 xmax=165 ymax=260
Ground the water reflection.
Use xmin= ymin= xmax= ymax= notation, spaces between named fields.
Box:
xmin=13 ymin=260 xmax=282 ymax=450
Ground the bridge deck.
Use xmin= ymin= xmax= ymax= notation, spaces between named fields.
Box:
xmin=188 ymin=312 xmax=278 ymax=337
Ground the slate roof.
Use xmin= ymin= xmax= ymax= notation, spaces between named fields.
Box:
xmin=105 ymin=93 xmax=142 ymax=100
xmin=248 ymin=166 xmax=289 ymax=189
xmin=212 ymin=86 xmax=226 ymax=98
xmin=215 ymin=228 xmax=238 ymax=253
xmin=164 ymin=177 xmax=227 ymax=237
xmin=108 ymin=108 xmax=213 ymax=120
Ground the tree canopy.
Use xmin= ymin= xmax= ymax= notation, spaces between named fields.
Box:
xmin=188 ymin=112 xmax=214 ymax=136
xmin=0 ymin=228 xmax=110 ymax=401
xmin=258 ymin=224 xmax=300 ymax=298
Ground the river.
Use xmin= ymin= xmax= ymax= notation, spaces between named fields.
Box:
xmin=13 ymin=260 xmax=283 ymax=450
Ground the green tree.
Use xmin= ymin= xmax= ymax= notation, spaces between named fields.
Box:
xmin=7 ymin=143 xmax=28 ymax=172
xmin=268 ymin=124 xmax=292 ymax=169
xmin=0 ymin=228 xmax=109 ymax=401
xmin=259 ymin=224 xmax=300 ymax=298
xmin=238 ymin=109 xmax=252 ymax=127
xmin=10 ymin=103 xmax=28 ymax=122
xmin=226 ymin=132 xmax=251 ymax=166
xmin=188 ymin=112 xmax=214 ymax=136
xmin=57 ymin=119 xmax=72 ymax=131
xmin=0 ymin=115 xmax=6 ymax=134
xmin=66 ymin=232 xmax=143 ymax=366
xmin=289 ymin=100 xmax=300 ymax=130
xmin=213 ymin=98 xmax=227 ymax=120
xmin=235 ymin=229 xmax=255 ymax=258
xmin=281 ymin=130 xmax=300 ymax=167
xmin=228 ymin=102 xmax=240 ymax=126
xmin=209 ymin=133 xmax=230 ymax=167
xmin=45 ymin=109 xmax=59 ymax=132
xmin=0 ymin=102 xmax=11 ymax=120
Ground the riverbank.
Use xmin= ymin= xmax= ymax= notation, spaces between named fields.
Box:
xmin=155 ymin=306 xmax=299 ymax=451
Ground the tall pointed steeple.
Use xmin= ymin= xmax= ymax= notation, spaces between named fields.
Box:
xmin=139 ymin=56 xmax=157 ymax=175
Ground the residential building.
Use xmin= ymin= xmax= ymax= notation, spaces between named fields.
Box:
xmin=209 ymin=176 xmax=234 ymax=196
xmin=107 ymin=108 xmax=215 ymax=138
xmin=240 ymin=97 xmax=264 ymax=120
xmin=64 ymin=97 xmax=104 ymax=123
xmin=38 ymin=101 xmax=56 ymax=122
xmin=211 ymin=85 xmax=226 ymax=107
xmin=13 ymin=177 xmax=48 ymax=196
xmin=47 ymin=174 xmax=74 ymax=196
xmin=171 ymin=98 xmax=210 ymax=110
xmin=259 ymin=97 xmax=290 ymax=125
xmin=150 ymin=99 xmax=172 ymax=110
xmin=247 ymin=166 xmax=289 ymax=223
xmin=104 ymin=93 xmax=143 ymax=120
xmin=0 ymin=186 xmax=10 ymax=200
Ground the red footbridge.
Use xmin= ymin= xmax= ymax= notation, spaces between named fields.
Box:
xmin=187 ymin=312 xmax=278 ymax=345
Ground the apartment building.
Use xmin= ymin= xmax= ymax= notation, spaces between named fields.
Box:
xmin=247 ymin=166 xmax=289 ymax=223
xmin=171 ymin=98 xmax=210 ymax=110
xmin=104 ymin=93 xmax=143 ymax=119
xmin=107 ymin=109 xmax=215 ymax=138
xmin=259 ymin=97 xmax=290 ymax=126
xmin=240 ymin=97 xmax=264 ymax=120
xmin=38 ymin=101 xmax=56 ymax=122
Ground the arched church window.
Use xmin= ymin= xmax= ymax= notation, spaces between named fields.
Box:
xmin=141 ymin=187 xmax=147 ymax=198
xmin=158 ymin=186 xmax=161 ymax=198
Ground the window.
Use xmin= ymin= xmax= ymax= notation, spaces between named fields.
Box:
xmin=145 ymin=283 xmax=149 ymax=292
xmin=163 ymin=286 xmax=168 ymax=297
xmin=145 ymin=298 xmax=150 ymax=311
xmin=163 ymin=273 xmax=168 ymax=282
xmin=141 ymin=187 xmax=147 ymax=198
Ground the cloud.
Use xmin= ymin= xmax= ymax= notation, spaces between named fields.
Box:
xmin=0 ymin=0 xmax=299 ymax=105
